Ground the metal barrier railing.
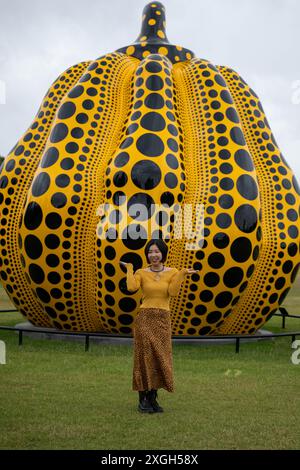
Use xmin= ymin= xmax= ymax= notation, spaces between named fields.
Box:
xmin=0 ymin=307 xmax=299 ymax=353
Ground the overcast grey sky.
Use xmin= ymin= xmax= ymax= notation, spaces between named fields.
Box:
xmin=0 ymin=0 xmax=299 ymax=182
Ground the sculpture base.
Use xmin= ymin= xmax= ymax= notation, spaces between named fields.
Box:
xmin=14 ymin=321 xmax=274 ymax=345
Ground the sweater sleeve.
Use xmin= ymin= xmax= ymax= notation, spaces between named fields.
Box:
xmin=126 ymin=264 xmax=141 ymax=292
xmin=168 ymin=268 xmax=188 ymax=296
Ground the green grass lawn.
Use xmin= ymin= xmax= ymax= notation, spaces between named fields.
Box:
xmin=0 ymin=278 xmax=300 ymax=450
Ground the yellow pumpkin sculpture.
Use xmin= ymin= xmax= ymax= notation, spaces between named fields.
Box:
xmin=0 ymin=2 xmax=299 ymax=335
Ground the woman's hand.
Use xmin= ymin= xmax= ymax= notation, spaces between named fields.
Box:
xmin=184 ymin=268 xmax=199 ymax=275
xmin=119 ymin=261 xmax=133 ymax=269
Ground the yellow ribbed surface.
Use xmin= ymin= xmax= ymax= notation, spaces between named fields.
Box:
xmin=0 ymin=53 xmax=299 ymax=334
xmin=216 ymin=66 xmax=300 ymax=334
xmin=0 ymin=61 xmax=90 ymax=326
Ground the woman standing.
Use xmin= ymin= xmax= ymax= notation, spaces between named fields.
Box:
xmin=120 ymin=239 xmax=198 ymax=414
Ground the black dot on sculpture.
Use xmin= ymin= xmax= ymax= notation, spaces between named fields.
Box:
xmin=131 ymin=160 xmax=162 ymax=189
xmin=223 ymin=267 xmax=244 ymax=287
xmin=24 ymin=202 xmax=43 ymax=230
xmin=237 ymin=175 xmax=258 ymax=200
xmin=119 ymin=298 xmax=137 ymax=313
xmin=145 ymin=93 xmax=164 ymax=109
xmin=29 ymin=264 xmax=45 ymax=284
xmin=51 ymin=192 xmax=67 ymax=208
xmin=145 ymin=61 xmax=162 ymax=73
xmin=215 ymin=291 xmax=233 ymax=308
xmin=45 ymin=212 xmax=62 ymax=230
xmin=230 ymin=127 xmax=246 ymax=145
xmin=234 ymin=204 xmax=258 ymax=233
xmin=234 ymin=149 xmax=254 ymax=171
xmin=136 ymin=133 xmax=164 ymax=157
xmin=68 ymin=85 xmax=84 ymax=98
xmin=25 ymin=235 xmax=43 ymax=260
xmin=141 ymin=112 xmax=166 ymax=131
xmin=128 ymin=193 xmax=155 ymax=221
xmin=114 ymin=152 xmax=129 ymax=167
xmin=58 ymin=101 xmax=76 ymax=119
xmin=45 ymin=234 xmax=60 ymax=249
xmin=230 ymin=237 xmax=252 ymax=262
xmin=41 ymin=147 xmax=59 ymax=168
xmin=146 ymin=75 xmax=164 ymax=91
xmin=50 ymin=123 xmax=68 ymax=143
xmin=32 ymin=172 xmax=51 ymax=197
xmin=121 ymin=224 xmax=147 ymax=249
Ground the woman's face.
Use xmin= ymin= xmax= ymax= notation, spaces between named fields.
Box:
xmin=147 ymin=244 xmax=163 ymax=266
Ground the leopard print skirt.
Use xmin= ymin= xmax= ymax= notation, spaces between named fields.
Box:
xmin=132 ymin=308 xmax=174 ymax=392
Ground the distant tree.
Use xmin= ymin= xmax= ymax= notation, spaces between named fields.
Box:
xmin=0 ymin=155 xmax=4 ymax=164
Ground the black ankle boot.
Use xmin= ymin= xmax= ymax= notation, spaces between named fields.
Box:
xmin=138 ymin=391 xmax=154 ymax=413
xmin=147 ymin=389 xmax=164 ymax=413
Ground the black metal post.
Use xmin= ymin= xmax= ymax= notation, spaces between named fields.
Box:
xmin=235 ymin=338 xmax=240 ymax=353
xmin=18 ymin=330 xmax=23 ymax=346
xmin=85 ymin=335 xmax=90 ymax=352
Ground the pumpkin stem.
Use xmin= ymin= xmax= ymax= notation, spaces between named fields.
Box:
xmin=135 ymin=2 xmax=169 ymax=45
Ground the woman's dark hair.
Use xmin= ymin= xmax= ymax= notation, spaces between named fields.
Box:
xmin=144 ymin=239 xmax=168 ymax=264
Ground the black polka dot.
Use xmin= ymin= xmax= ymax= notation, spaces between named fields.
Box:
xmin=166 ymin=154 xmax=179 ymax=169
xmin=167 ymin=138 xmax=178 ymax=152
xmin=51 ymin=192 xmax=67 ymax=208
xmin=131 ymin=160 xmax=161 ymax=189
xmin=32 ymin=172 xmax=50 ymax=197
xmin=45 ymin=212 xmax=62 ymax=229
xmin=136 ymin=133 xmax=164 ymax=157
xmin=215 ymin=291 xmax=233 ymax=308
xmin=25 ymin=235 xmax=43 ymax=259
xmin=121 ymin=224 xmax=147 ymax=250
xmin=36 ymin=287 xmax=50 ymax=302
xmin=208 ymin=252 xmax=225 ymax=269
xmin=160 ymin=191 xmax=174 ymax=207
xmin=68 ymin=85 xmax=84 ymax=98
xmin=206 ymin=310 xmax=222 ymax=324
xmin=61 ymin=158 xmax=74 ymax=170
xmin=220 ymin=178 xmax=234 ymax=191
xmin=220 ymin=90 xmax=233 ymax=104
xmin=164 ymin=173 xmax=178 ymax=189
xmin=113 ymin=171 xmax=128 ymax=187
xmin=120 ymin=137 xmax=133 ymax=149
xmin=234 ymin=149 xmax=254 ymax=171
xmin=128 ymin=193 xmax=155 ymax=221
xmin=29 ymin=264 xmax=45 ymax=284
xmin=114 ymin=152 xmax=129 ymax=167
xmin=41 ymin=147 xmax=59 ymax=168
xmin=226 ymin=107 xmax=240 ymax=123
xmin=76 ymin=113 xmax=89 ymax=124
xmin=45 ymin=234 xmax=60 ymax=249
xmin=140 ymin=112 xmax=166 ymax=131
xmin=234 ymin=205 xmax=258 ymax=233
xmin=55 ymin=174 xmax=70 ymax=188
xmin=50 ymin=123 xmax=68 ymax=143
xmin=213 ymin=232 xmax=229 ymax=249
xmin=237 ymin=175 xmax=258 ymax=200
xmin=230 ymin=237 xmax=252 ymax=262
xmin=146 ymin=75 xmax=164 ymax=91
xmin=230 ymin=127 xmax=246 ymax=145
xmin=145 ymin=61 xmax=162 ymax=73
xmin=216 ymin=213 xmax=231 ymax=229
xmin=204 ymin=272 xmax=220 ymax=287
xmin=219 ymin=194 xmax=233 ymax=209
xmin=58 ymin=102 xmax=76 ymax=119
xmin=65 ymin=142 xmax=79 ymax=154
xmin=223 ymin=267 xmax=244 ymax=287
xmin=24 ymin=202 xmax=43 ymax=230
xmin=145 ymin=93 xmax=164 ymax=109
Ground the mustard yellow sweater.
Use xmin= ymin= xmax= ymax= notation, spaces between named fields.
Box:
xmin=126 ymin=264 xmax=188 ymax=310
